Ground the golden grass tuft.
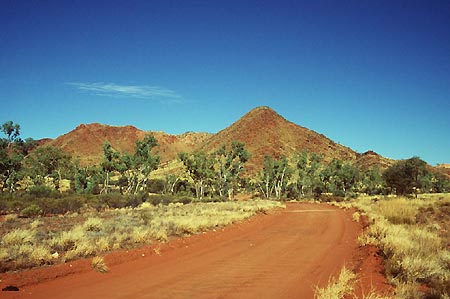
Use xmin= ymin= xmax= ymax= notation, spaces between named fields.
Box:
xmin=91 ymin=256 xmax=109 ymax=273
xmin=315 ymin=267 xmax=356 ymax=299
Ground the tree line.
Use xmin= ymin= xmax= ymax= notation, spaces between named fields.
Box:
xmin=1 ymin=121 xmax=449 ymax=200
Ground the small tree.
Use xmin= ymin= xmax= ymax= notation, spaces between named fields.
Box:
xmin=383 ymin=157 xmax=429 ymax=196
xmin=431 ymin=172 xmax=450 ymax=193
xmin=2 ymin=121 xmax=21 ymax=144
xmin=323 ymin=159 xmax=360 ymax=197
xmin=361 ymin=166 xmax=384 ymax=195
xmin=100 ymin=142 xmax=122 ymax=194
xmin=212 ymin=141 xmax=249 ymax=199
xmin=295 ymin=150 xmax=324 ymax=198
xmin=179 ymin=151 xmax=214 ymax=200
xmin=163 ymin=174 xmax=179 ymax=195
xmin=24 ymin=145 xmax=72 ymax=190
xmin=73 ymin=165 xmax=101 ymax=194
xmin=256 ymin=155 xmax=291 ymax=200
xmin=127 ymin=134 xmax=160 ymax=194
xmin=0 ymin=122 xmax=21 ymax=192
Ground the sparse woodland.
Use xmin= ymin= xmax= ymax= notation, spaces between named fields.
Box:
xmin=0 ymin=121 xmax=449 ymax=215
xmin=1 ymin=121 xmax=450 ymax=298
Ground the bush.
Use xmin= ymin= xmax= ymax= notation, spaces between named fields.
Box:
xmin=147 ymin=179 xmax=165 ymax=193
xmin=37 ymin=197 xmax=84 ymax=215
xmin=27 ymin=185 xmax=53 ymax=198
xmin=319 ymin=195 xmax=345 ymax=203
xmin=99 ymin=193 xmax=127 ymax=209
xmin=147 ymin=194 xmax=194 ymax=206
xmin=20 ymin=204 xmax=42 ymax=218
xmin=175 ymin=196 xmax=193 ymax=205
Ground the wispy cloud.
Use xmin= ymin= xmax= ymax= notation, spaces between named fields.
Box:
xmin=67 ymin=82 xmax=182 ymax=102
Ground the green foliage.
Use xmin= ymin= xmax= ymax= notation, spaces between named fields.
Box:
xmin=147 ymin=179 xmax=165 ymax=193
xmin=98 ymin=134 xmax=160 ymax=195
xmin=20 ymin=204 xmax=43 ymax=218
xmin=27 ymin=185 xmax=53 ymax=198
xmin=118 ymin=134 xmax=160 ymax=194
xmin=362 ymin=166 xmax=385 ymax=195
xmin=24 ymin=145 xmax=72 ymax=189
xmin=212 ymin=141 xmax=249 ymax=199
xmin=323 ymin=159 xmax=360 ymax=197
xmin=37 ymin=196 xmax=85 ymax=214
xmin=162 ymin=174 xmax=180 ymax=195
xmin=73 ymin=166 xmax=100 ymax=194
xmin=431 ymin=172 xmax=450 ymax=193
xmin=294 ymin=150 xmax=324 ymax=198
xmin=179 ymin=151 xmax=215 ymax=199
xmin=100 ymin=142 xmax=122 ymax=194
xmin=129 ymin=134 xmax=160 ymax=193
xmin=0 ymin=121 xmax=25 ymax=193
xmin=383 ymin=157 xmax=429 ymax=196
xmin=1 ymin=121 xmax=21 ymax=143
xmin=256 ymin=155 xmax=291 ymax=200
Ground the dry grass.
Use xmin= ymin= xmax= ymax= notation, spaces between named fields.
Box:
xmin=373 ymin=197 xmax=424 ymax=225
xmin=91 ymin=256 xmax=109 ymax=273
xmin=315 ymin=267 xmax=356 ymax=299
xmin=0 ymin=199 xmax=284 ymax=272
xmin=352 ymin=211 xmax=361 ymax=222
xmin=0 ymin=228 xmax=53 ymax=270
xmin=353 ymin=195 xmax=450 ymax=298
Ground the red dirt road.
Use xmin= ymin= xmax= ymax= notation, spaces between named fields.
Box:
xmin=3 ymin=203 xmax=364 ymax=299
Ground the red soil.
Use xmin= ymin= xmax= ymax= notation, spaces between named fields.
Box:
xmin=1 ymin=203 xmax=391 ymax=298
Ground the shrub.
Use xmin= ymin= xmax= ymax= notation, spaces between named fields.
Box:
xmin=20 ymin=204 xmax=42 ymax=218
xmin=99 ymin=193 xmax=127 ymax=209
xmin=147 ymin=179 xmax=165 ymax=193
xmin=2 ymin=228 xmax=35 ymax=246
xmin=83 ymin=217 xmax=104 ymax=232
xmin=27 ymin=185 xmax=53 ymax=198
xmin=37 ymin=197 xmax=84 ymax=215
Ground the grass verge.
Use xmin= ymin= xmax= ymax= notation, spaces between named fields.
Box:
xmin=0 ymin=199 xmax=284 ymax=272
xmin=332 ymin=194 xmax=450 ymax=299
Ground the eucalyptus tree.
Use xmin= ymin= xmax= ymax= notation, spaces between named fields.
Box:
xmin=24 ymin=145 xmax=72 ymax=190
xmin=213 ymin=141 xmax=249 ymax=199
xmin=100 ymin=142 xmax=122 ymax=194
xmin=179 ymin=151 xmax=214 ymax=200
xmin=0 ymin=121 xmax=24 ymax=192
xmin=295 ymin=150 xmax=324 ymax=197
xmin=323 ymin=158 xmax=360 ymax=197
xmin=257 ymin=155 xmax=291 ymax=200
xmin=127 ymin=134 xmax=160 ymax=194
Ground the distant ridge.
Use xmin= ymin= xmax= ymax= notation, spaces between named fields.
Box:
xmin=37 ymin=106 xmax=394 ymax=171
xmin=46 ymin=123 xmax=211 ymax=166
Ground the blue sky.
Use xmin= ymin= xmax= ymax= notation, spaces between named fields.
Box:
xmin=1 ymin=0 xmax=449 ymax=165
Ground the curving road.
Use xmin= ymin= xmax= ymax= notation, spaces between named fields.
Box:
xmin=6 ymin=203 xmax=360 ymax=299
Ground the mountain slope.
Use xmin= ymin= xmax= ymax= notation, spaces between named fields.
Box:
xmin=40 ymin=106 xmax=394 ymax=172
xmin=47 ymin=123 xmax=211 ymax=166
xmin=200 ymin=106 xmax=359 ymax=173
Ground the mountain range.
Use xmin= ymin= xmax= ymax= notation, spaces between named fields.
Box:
xmin=40 ymin=106 xmax=395 ymax=172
